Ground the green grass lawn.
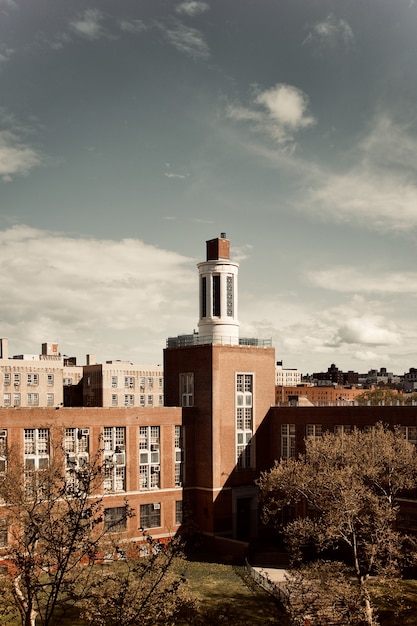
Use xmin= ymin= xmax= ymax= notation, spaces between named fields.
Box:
xmin=4 ymin=560 xmax=417 ymax=625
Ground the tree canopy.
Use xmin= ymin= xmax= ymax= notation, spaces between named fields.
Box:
xmin=257 ymin=423 xmax=417 ymax=625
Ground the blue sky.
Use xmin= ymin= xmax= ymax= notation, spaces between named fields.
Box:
xmin=1 ymin=0 xmax=417 ymax=374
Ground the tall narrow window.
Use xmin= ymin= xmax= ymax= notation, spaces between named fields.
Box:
xmin=236 ymin=374 xmax=254 ymax=469
xmin=103 ymin=427 xmax=126 ymax=492
xmin=180 ymin=373 xmax=194 ymax=407
xmin=174 ymin=425 xmax=184 ymax=487
xmin=139 ymin=426 xmax=160 ymax=490
xmin=64 ymin=428 xmax=89 ymax=491
xmin=0 ymin=429 xmax=7 ymax=479
xmin=201 ymin=276 xmax=207 ymax=318
xmin=24 ymin=428 xmax=50 ymax=494
xmin=212 ymin=274 xmax=220 ymax=316
xmin=226 ymin=275 xmax=233 ymax=317
xmin=281 ymin=424 xmax=295 ymax=458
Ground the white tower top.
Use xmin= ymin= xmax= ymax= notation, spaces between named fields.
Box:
xmin=197 ymin=233 xmax=239 ymax=345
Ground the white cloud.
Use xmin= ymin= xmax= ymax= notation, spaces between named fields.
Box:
xmin=332 ymin=316 xmax=400 ymax=347
xmin=303 ymin=13 xmax=354 ymax=49
xmin=227 ymin=83 xmax=316 ymax=148
xmin=161 ymin=22 xmax=209 ymax=59
xmin=0 ymin=129 xmax=41 ymax=181
xmin=301 ymin=114 xmax=417 ymax=233
xmin=176 ymin=2 xmax=210 ymax=17
xmin=0 ymin=226 xmax=196 ymax=363
xmin=69 ymin=9 xmax=105 ymax=40
xmin=308 ymin=267 xmax=417 ymax=294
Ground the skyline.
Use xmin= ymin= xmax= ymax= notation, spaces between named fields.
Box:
xmin=1 ymin=0 xmax=417 ymax=373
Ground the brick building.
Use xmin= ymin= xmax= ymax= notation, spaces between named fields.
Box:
xmin=1 ymin=234 xmax=417 ymax=560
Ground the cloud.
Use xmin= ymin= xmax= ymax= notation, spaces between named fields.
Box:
xmin=306 ymin=114 xmax=417 ymax=232
xmin=0 ymin=125 xmax=41 ymax=181
xmin=160 ymin=22 xmax=209 ymax=59
xmin=119 ymin=19 xmax=147 ymax=34
xmin=303 ymin=13 xmax=354 ymax=49
xmin=0 ymin=0 xmax=18 ymax=10
xmin=175 ymin=1 xmax=210 ymax=17
xmin=227 ymin=83 xmax=316 ymax=148
xmin=0 ymin=225 xmax=196 ymax=363
xmin=0 ymin=45 xmax=14 ymax=65
xmin=331 ymin=316 xmax=400 ymax=347
xmin=69 ymin=9 xmax=105 ymax=40
xmin=308 ymin=267 xmax=417 ymax=294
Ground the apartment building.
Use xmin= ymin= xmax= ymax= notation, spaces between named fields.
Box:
xmin=276 ymin=384 xmax=365 ymax=406
xmin=0 ymin=339 xmax=64 ymax=408
xmin=82 ymin=360 xmax=164 ymax=408
xmin=275 ymin=361 xmax=301 ymax=386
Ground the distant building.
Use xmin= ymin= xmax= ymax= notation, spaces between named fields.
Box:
xmin=82 ymin=360 xmax=163 ymax=408
xmin=312 ymin=363 xmax=359 ymax=386
xmin=275 ymin=361 xmax=301 ymax=386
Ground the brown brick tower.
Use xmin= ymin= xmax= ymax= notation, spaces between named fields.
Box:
xmin=164 ymin=235 xmax=275 ymax=551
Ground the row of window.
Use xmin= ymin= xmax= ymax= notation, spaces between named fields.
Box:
xmin=0 ymin=501 xmax=183 ymax=549
xmin=16 ymin=425 xmax=184 ymax=493
xmin=281 ymin=424 xmax=417 ymax=458
xmin=3 ymin=393 xmax=55 ymax=407
xmin=2 ymin=373 xmax=55 ymax=386
xmin=111 ymin=376 xmax=163 ymax=389
xmin=111 ymin=394 xmax=164 ymax=407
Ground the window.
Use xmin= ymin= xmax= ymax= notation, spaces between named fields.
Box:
xmin=46 ymin=393 xmax=54 ymax=407
xmin=180 ymin=373 xmax=194 ymax=407
xmin=0 ymin=429 xmax=7 ymax=478
xmin=3 ymin=394 xmax=10 ymax=407
xmin=140 ymin=377 xmax=145 ymax=389
xmin=175 ymin=501 xmax=183 ymax=525
xmin=140 ymin=395 xmax=145 ymax=406
xmin=236 ymin=374 xmax=254 ymax=469
xmin=47 ymin=374 xmax=54 ymax=386
xmin=140 ymin=503 xmax=161 ymax=529
xmin=103 ymin=427 xmax=126 ymax=492
xmin=124 ymin=394 xmax=134 ymax=406
xmin=148 ymin=377 xmax=153 ymax=388
xmin=147 ymin=395 xmax=153 ymax=406
xmin=24 ymin=429 xmax=50 ymax=493
xmin=104 ymin=507 xmax=127 ymax=533
xmin=334 ymin=425 xmax=352 ymax=436
xmin=27 ymin=393 xmax=39 ymax=406
xmin=27 ymin=373 xmax=39 ymax=386
xmin=212 ymin=274 xmax=220 ymax=316
xmin=3 ymin=373 xmax=10 ymax=386
xmin=158 ymin=377 xmax=163 ymax=388
xmin=201 ymin=276 xmax=207 ymax=318
xmin=111 ymin=376 xmax=118 ymax=388
xmin=139 ymin=426 xmax=160 ymax=490
xmin=13 ymin=373 xmax=20 ymax=385
xmin=158 ymin=395 xmax=163 ymax=406
xmin=400 ymin=426 xmax=417 ymax=445
xmin=124 ymin=376 xmax=134 ymax=389
xmin=281 ymin=424 xmax=295 ymax=458
xmin=226 ymin=275 xmax=233 ymax=317
xmin=306 ymin=424 xmax=323 ymax=440
xmin=65 ymin=428 xmax=89 ymax=490
xmin=175 ymin=426 xmax=183 ymax=487
xmin=13 ymin=393 xmax=20 ymax=406
xmin=0 ymin=519 xmax=7 ymax=547
xmin=111 ymin=394 xmax=118 ymax=406
xmin=63 ymin=377 xmax=72 ymax=386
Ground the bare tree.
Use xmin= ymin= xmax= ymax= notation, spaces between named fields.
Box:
xmin=0 ymin=440 xmax=131 ymax=626
xmin=78 ymin=532 xmax=196 ymax=626
xmin=258 ymin=423 xmax=417 ymax=625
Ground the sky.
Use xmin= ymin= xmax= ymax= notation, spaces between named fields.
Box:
xmin=1 ymin=0 xmax=417 ymax=375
